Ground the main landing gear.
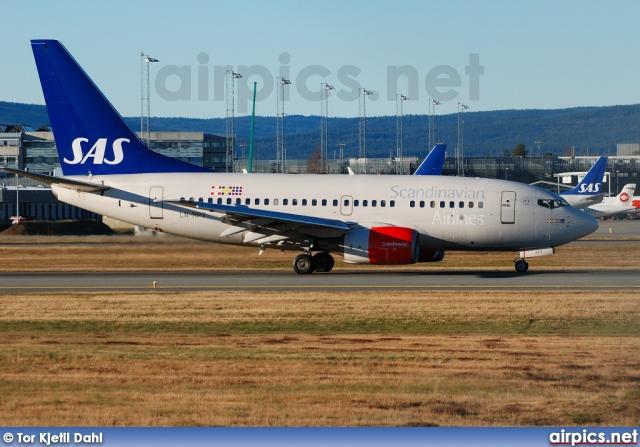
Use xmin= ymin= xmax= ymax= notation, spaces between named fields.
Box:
xmin=292 ymin=252 xmax=335 ymax=274
xmin=514 ymin=259 xmax=529 ymax=273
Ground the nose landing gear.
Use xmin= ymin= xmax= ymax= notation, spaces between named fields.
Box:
xmin=513 ymin=248 xmax=554 ymax=273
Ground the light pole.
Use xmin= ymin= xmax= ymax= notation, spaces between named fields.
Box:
xmin=321 ymin=83 xmax=334 ymax=173
xmin=396 ymin=94 xmax=408 ymax=175
xmin=337 ymin=143 xmax=345 ymax=173
xmin=534 ymin=141 xmax=542 ymax=157
xmin=429 ymin=99 xmax=441 ymax=150
xmin=276 ymin=78 xmax=292 ymax=173
xmin=238 ymin=143 xmax=247 ymax=160
xmin=359 ymin=88 xmax=373 ymax=174
xmin=457 ymin=102 xmax=469 ymax=176
xmin=226 ymin=70 xmax=242 ymax=172
xmin=140 ymin=53 xmax=159 ymax=145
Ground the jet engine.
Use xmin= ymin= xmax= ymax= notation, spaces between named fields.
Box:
xmin=342 ymin=226 xmax=419 ymax=265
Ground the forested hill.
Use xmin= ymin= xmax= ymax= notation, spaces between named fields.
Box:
xmin=2 ymin=100 xmax=640 ymax=159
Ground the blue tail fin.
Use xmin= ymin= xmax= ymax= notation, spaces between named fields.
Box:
xmin=413 ymin=144 xmax=446 ymax=176
xmin=562 ymin=156 xmax=608 ymax=196
xmin=31 ymin=40 xmax=209 ymax=176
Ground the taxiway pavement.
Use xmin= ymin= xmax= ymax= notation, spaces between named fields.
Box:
xmin=0 ymin=269 xmax=638 ymax=293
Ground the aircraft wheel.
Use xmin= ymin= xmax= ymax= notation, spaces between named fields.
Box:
xmin=313 ymin=252 xmax=335 ymax=273
xmin=293 ymin=254 xmax=316 ymax=274
xmin=514 ymin=260 xmax=529 ymax=273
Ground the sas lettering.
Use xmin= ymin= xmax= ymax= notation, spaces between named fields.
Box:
xmin=65 ymin=138 xmax=127 ymax=165
xmin=578 ymin=183 xmax=601 ymax=193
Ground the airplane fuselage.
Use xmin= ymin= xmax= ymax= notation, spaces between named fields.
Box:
xmin=53 ymin=172 xmax=592 ymax=255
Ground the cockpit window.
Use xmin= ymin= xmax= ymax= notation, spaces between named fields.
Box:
xmin=537 ymin=198 xmax=569 ymax=209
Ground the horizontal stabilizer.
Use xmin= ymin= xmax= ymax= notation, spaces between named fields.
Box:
xmin=585 ymin=193 xmax=605 ymax=203
xmin=1 ymin=167 xmax=110 ymax=192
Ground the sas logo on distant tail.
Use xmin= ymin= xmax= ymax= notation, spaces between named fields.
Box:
xmin=578 ymin=183 xmax=601 ymax=193
xmin=64 ymin=138 xmax=127 ymax=165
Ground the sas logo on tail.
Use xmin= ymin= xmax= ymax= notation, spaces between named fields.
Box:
xmin=578 ymin=183 xmax=601 ymax=193
xmin=64 ymin=138 xmax=127 ymax=165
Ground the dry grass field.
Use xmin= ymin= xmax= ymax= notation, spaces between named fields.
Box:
xmin=0 ymin=235 xmax=639 ymax=426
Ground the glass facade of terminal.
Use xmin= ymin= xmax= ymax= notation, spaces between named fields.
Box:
xmin=144 ymin=132 xmax=228 ymax=171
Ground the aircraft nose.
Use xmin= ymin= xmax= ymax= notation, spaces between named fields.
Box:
xmin=574 ymin=210 xmax=599 ymax=239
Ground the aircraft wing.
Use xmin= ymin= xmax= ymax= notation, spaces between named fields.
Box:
xmin=167 ymin=200 xmax=352 ymax=237
xmin=1 ymin=167 xmax=110 ymax=192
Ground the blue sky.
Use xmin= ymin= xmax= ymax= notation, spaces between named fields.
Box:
xmin=2 ymin=0 xmax=640 ymax=119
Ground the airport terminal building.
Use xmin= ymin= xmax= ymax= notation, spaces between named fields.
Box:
xmin=1 ymin=125 xmax=640 ymax=225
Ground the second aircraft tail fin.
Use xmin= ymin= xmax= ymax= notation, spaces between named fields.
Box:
xmin=413 ymin=144 xmax=447 ymax=176
xmin=614 ymin=184 xmax=636 ymax=206
xmin=563 ymin=156 xmax=608 ymax=196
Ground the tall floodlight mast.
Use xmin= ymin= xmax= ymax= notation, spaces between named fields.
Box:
xmin=457 ymin=102 xmax=469 ymax=176
xmin=359 ymin=88 xmax=373 ymax=174
xmin=276 ymin=78 xmax=292 ymax=173
xmin=140 ymin=52 xmax=158 ymax=145
xmin=320 ymin=83 xmax=335 ymax=174
xmin=429 ymin=99 xmax=440 ymax=150
xmin=428 ymin=99 xmax=431 ymax=150
xmin=226 ymin=70 xmax=242 ymax=172
xmin=337 ymin=143 xmax=345 ymax=173
xmin=534 ymin=141 xmax=542 ymax=157
xmin=396 ymin=94 xmax=408 ymax=175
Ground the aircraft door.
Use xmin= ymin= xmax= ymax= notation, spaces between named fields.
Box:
xmin=500 ymin=191 xmax=516 ymax=224
xmin=149 ymin=186 xmax=164 ymax=219
xmin=340 ymin=195 xmax=353 ymax=216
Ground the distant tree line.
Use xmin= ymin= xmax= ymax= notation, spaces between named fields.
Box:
xmin=3 ymin=101 xmax=640 ymax=160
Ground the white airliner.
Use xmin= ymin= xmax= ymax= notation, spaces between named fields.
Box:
xmin=583 ymin=184 xmax=637 ymax=218
xmin=4 ymin=40 xmax=599 ymax=274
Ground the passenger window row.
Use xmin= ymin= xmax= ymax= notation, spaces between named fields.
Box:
xmin=185 ymin=197 xmax=400 ymax=208
xmin=410 ymin=200 xmax=484 ymax=209
xmin=180 ymin=197 xmax=481 ymax=210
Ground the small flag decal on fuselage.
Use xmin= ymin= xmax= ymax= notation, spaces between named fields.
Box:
xmin=546 ymin=218 xmax=566 ymax=224
xmin=212 ymin=185 xmax=243 ymax=196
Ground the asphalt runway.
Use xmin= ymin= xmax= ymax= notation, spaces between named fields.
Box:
xmin=0 ymin=269 xmax=638 ymax=293
xmin=0 ymin=220 xmax=637 ymax=294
